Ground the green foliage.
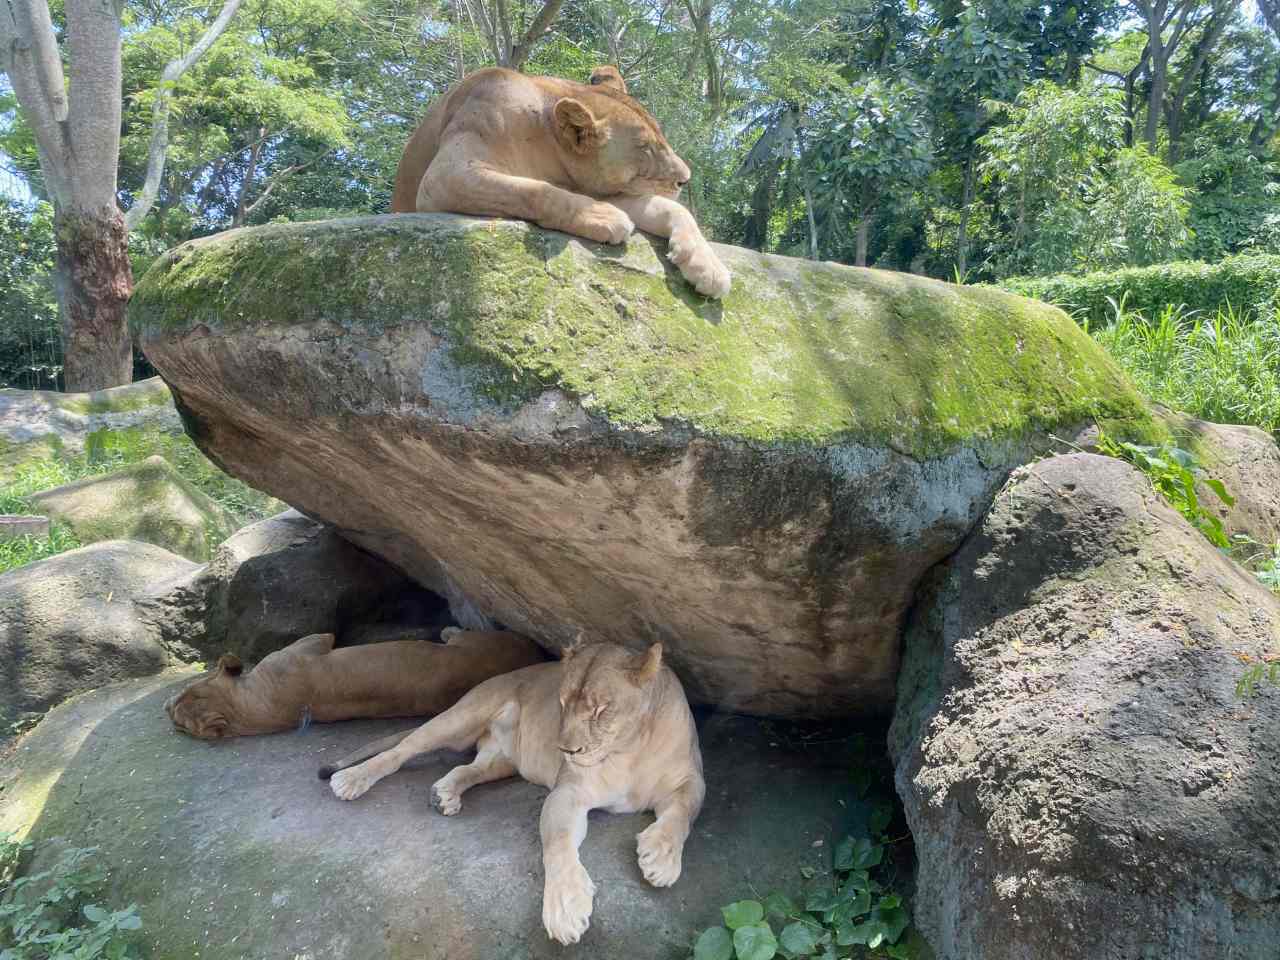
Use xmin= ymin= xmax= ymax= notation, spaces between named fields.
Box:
xmin=1095 ymin=430 xmax=1235 ymax=548
xmin=978 ymin=83 xmax=1190 ymax=276
xmin=0 ymin=526 xmax=82 ymax=576
xmin=0 ymin=199 xmax=59 ymax=390
xmin=0 ymin=834 xmax=142 ymax=960
xmin=1004 ymin=254 xmax=1280 ymax=326
xmin=0 ymin=429 xmax=278 ymax=573
xmin=1177 ymin=138 xmax=1280 ymax=261
xmin=687 ymin=736 xmax=920 ymax=960
xmin=1089 ymin=299 xmax=1280 ymax=435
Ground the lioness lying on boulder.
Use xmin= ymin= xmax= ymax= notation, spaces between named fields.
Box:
xmin=321 ymin=640 xmax=704 ymax=945
xmin=166 ymin=629 xmax=545 ymax=739
xmin=391 ymin=65 xmax=731 ymax=299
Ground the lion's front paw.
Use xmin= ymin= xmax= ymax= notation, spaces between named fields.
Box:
xmin=636 ymin=821 xmax=683 ymax=887
xmin=329 ymin=764 xmax=377 ymax=801
xmin=542 ymin=859 xmax=596 ymax=945
xmin=574 ymin=202 xmax=634 ymax=245
xmin=430 ymin=781 xmax=462 ymax=816
xmin=668 ymin=230 xmax=731 ymax=298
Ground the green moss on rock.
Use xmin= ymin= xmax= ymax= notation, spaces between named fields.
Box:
xmin=131 ymin=214 xmax=1157 ymax=458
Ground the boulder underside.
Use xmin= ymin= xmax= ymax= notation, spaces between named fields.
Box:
xmin=131 ymin=213 xmax=1154 ymax=716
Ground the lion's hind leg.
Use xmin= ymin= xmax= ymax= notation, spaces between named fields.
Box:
xmin=327 ymin=694 xmax=499 ymax=802
xmin=430 ymin=734 xmax=517 ymax=816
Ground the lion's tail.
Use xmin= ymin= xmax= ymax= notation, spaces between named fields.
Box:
xmin=318 ymin=729 xmax=415 ymax=780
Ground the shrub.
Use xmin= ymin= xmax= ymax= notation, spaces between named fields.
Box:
xmin=1000 ymin=254 xmax=1280 ymax=325
xmin=1089 ymin=301 xmax=1280 ymax=436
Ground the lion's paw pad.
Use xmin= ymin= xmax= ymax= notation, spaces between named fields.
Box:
xmin=636 ymin=823 xmax=682 ymax=887
xmin=668 ymin=234 xmax=730 ymax=299
xmin=543 ymin=862 xmax=596 ymax=944
xmin=329 ymin=767 xmax=375 ymax=801
xmin=430 ymin=783 xmax=462 ymax=816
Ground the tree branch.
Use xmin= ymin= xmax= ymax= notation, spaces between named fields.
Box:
xmin=1 ymin=1 xmax=74 ymax=203
xmin=124 ymin=0 xmax=243 ymax=230
xmin=241 ymin=158 xmax=315 ymax=220
xmin=507 ymin=0 xmax=563 ymax=71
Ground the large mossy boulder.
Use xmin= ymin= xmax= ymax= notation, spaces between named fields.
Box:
xmin=30 ymin=455 xmax=237 ymax=561
xmin=131 ymin=213 xmax=1157 ymax=717
xmin=889 ymin=453 xmax=1280 ymax=959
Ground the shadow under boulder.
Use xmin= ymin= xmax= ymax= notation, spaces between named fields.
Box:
xmin=890 ymin=453 xmax=1280 ymax=960
xmin=136 ymin=509 xmax=461 ymax=663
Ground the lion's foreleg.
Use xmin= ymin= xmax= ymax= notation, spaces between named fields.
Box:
xmin=418 ymin=137 xmax=634 ymax=245
xmin=609 ymin=194 xmax=731 ymax=298
xmin=636 ymin=774 xmax=705 ymax=888
xmin=539 ymin=784 xmax=596 ymax=945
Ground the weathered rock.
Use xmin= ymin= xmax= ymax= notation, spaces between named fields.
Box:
xmin=0 ymin=515 xmax=50 ymax=541
xmin=0 ymin=540 xmax=196 ymax=723
xmin=889 ymin=453 xmax=1280 ymax=960
xmin=136 ymin=509 xmax=453 ymax=663
xmin=29 ymin=455 xmax=237 ymax=561
xmin=131 ymin=213 xmax=1156 ymax=717
xmin=0 ymin=671 xmax=870 ymax=960
xmin=0 ymin=377 xmax=182 ymax=479
xmin=1178 ymin=415 xmax=1280 ymax=547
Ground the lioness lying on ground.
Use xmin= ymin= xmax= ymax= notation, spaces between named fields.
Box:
xmin=321 ymin=640 xmax=705 ymax=945
xmin=165 ymin=629 xmax=545 ymax=739
xmin=391 ymin=65 xmax=731 ymax=299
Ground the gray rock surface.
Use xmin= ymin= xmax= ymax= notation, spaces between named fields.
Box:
xmin=0 ymin=541 xmax=196 ymax=723
xmin=889 ymin=453 xmax=1280 ymax=960
xmin=30 ymin=455 xmax=237 ymax=561
xmin=0 ymin=515 xmax=50 ymax=540
xmin=0 ymin=671 xmax=869 ymax=960
xmin=1178 ymin=416 xmax=1280 ymax=547
xmin=136 ymin=509 xmax=458 ymax=663
xmin=131 ymin=213 xmax=1155 ymax=717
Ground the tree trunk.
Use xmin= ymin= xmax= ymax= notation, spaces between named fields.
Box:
xmin=54 ymin=206 xmax=134 ymax=392
xmin=956 ymin=146 xmax=976 ymax=278
xmin=855 ymin=215 xmax=870 ymax=268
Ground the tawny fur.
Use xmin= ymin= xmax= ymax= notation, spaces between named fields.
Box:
xmin=165 ymin=629 xmax=546 ymax=739
xmin=390 ymin=65 xmax=731 ymax=298
xmin=322 ymin=641 xmax=705 ymax=946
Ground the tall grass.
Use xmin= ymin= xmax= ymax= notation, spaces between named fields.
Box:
xmin=1089 ymin=296 xmax=1280 ymax=436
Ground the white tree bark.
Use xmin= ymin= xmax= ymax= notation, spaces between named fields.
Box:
xmin=64 ymin=0 xmax=126 ymax=212
xmin=125 ymin=0 xmax=243 ymax=230
xmin=0 ymin=0 xmax=73 ymax=204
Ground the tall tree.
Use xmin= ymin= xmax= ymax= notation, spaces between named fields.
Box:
xmin=0 ymin=0 xmax=240 ymax=391
xmin=458 ymin=0 xmax=564 ymax=70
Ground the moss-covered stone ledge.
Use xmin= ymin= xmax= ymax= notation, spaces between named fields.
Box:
xmin=131 ymin=214 xmax=1157 ymax=717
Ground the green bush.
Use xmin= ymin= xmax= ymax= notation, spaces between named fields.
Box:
xmin=1000 ymin=254 xmax=1280 ymax=325
xmin=0 ymin=834 xmax=143 ymax=960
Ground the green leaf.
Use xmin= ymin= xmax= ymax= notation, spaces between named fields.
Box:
xmin=804 ymin=888 xmax=840 ymax=914
xmin=833 ymin=836 xmax=855 ymax=871
xmin=1203 ymin=477 xmax=1235 ymax=506
xmin=117 ymin=911 xmax=142 ymax=931
xmin=779 ymin=921 xmax=820 ymax=956
xmin=764 ymin=891 xmax=798 ymax=918
xmin=850 ymin=837 xmax=884 ymax=870
xmin=722 ymin=900 xmax=765 ymax=930
xmin=82 ymin=904 xmax=108 ymax=923
xmin=733 ymin=922 xmax=778 ymax=960
xmin=869 ymin=801 xmax=893 ymax=836
xmin=694 ymin=926 xmax=734 ymax=960
xmin=799 ymin=866 xmax=816 ymax=880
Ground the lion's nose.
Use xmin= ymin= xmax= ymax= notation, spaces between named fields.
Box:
xmin=560 ymin=744 xmax=584 ymax=756
xmin=677 ymin=177 xmax=689 ymax=186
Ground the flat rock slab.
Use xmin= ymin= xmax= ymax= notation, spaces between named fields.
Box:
xmin=0 ymin=672 xmax=867 ymax=960
xmin=0 ymin=515 xmax=50 ymax=540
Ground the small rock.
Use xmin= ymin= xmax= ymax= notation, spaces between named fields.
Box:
xmin=0 ymin=515 xmax=50 ymax=541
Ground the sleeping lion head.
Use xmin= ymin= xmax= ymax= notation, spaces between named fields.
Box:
xmin=555 ymin=67 xmax=692 ymax=201
xmin=165 ymin=654 xmax=244 ymax=739
xmin=555 ymin=640 xmax=666 ymax=767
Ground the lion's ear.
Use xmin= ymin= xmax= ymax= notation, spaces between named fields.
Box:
xmin=589 ymin=65 xmax=627 ymax=94
xmin=216 ymin=654 xmax=244 ymax=677
xmin=633 ymin=643 xmax=663 ymax=685
xmin=554 ymin=98 xmax=604 ymax=154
